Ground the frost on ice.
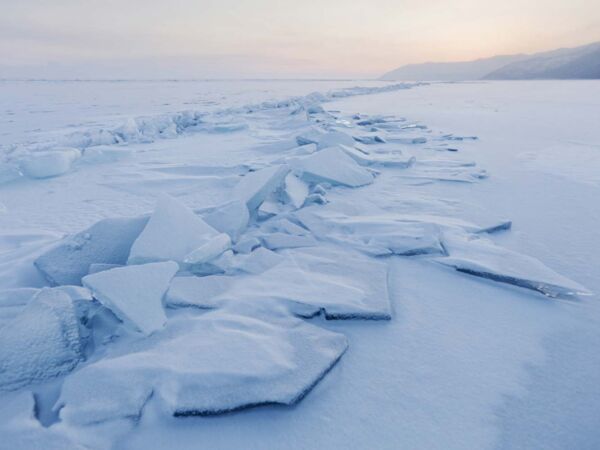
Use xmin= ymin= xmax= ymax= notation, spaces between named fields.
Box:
xmin=57 ymin=310 xmax=347 ymax=422
xmin=82 ymin=261 xmax=178 ymax=335
xmin=0 ymin=289 xmax=85 ymax=391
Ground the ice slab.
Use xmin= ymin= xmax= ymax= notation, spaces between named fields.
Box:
xmin=0 ymin=289 xmax=84 ymax=391
xmin=340 ymin=145 xmax=415 ymax=168
xmin=19 ymin=148 xmax=80 ymax=179
xmin=166 ymin=245 xmax=391 ymax=320
xmin=57 ymin=310 xmax=347 ymax=422
xmin=315 ymin=130 xmax=356 ymax=149
xmin=232 ymin=247 xmax=284 ymax=274
xmin=200 ymin=200 xmax=249 ymax=242
xmin=128 ymin=194 xmax=218 ymax=265
xmin=184 ymin=233 xmax=231 ymax=265
xmin=82 ymin=261 xmax=178 ymax=335
xmin=166 ymin=275 xmax=234 ymax=309
xmin=436 ymin=231 xmax=590 ymax=298
xmin=283 ymin=172 xmax=309 ymax=209
xmin=233 ymin=165 xmax=290 ymax=212
xmin=291 ymin=146 xmax=374 ymax=188
xmin=35 ymin=215 xmax=149 ymax=286
xmin=295 ymin=208 xmax=445 ymax=256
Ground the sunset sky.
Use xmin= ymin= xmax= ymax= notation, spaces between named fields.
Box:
xmin=2 ymin=0 xmax=600 ymax=78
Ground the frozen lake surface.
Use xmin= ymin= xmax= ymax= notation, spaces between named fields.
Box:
xmin=0 ymin=79 xmax=599 ymax=450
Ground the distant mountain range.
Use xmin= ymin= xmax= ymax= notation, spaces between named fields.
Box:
xmin=381 ymin=41 xmax=600 ymax=81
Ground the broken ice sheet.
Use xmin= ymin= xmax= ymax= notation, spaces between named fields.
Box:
xmin=435 ymin=231 xmax=591 ymax=298
xmin=166 ymin=245 xmax=392 ymax=320
xmin=57 ymin=310 xmax=347 ymax=423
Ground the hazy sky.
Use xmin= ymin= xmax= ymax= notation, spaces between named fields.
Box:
xmin=1 ymin=0 xmax=600 ymax=78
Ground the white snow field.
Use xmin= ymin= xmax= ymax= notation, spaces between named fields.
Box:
xmin=0 ymin=79 xmax=599 ymax=450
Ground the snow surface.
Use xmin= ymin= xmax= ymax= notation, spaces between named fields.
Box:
xmin=1 ymin=79 xmax=599 ymax=450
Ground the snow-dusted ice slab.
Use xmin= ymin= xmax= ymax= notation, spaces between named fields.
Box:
xmin=0 ymin=289 xmax=84 ymax=391
xmin=436 ymin=231 xmax=590 ymax=298
xmin=35 ymin=215 xmax=149 ymax=286
xmin=82 ymin=261 xmax=178 ymax=335
xmin=200 ymin=200 xmax=249 ymax=242
xmin=19 ymin=148 xmax=80 ymax=179
xmin=166 ymin=245 xmax=391 ymax=320
xmin=128 ymin=194 xmax=218 ymax=265
xmin=295 ymin=208 xmax=444 ymax=256
xmin=291 ymin=146 xmax=374 ymax=187
xmin=233 ymin=164 xmax=290 ymax=212
xmin=57 ymin=310 xmax=347 ymax=422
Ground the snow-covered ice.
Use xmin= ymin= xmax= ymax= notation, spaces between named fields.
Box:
xmin=57 ymin=310 xmax=347 ymax=422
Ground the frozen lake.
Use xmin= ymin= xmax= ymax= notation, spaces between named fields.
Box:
xmin=1 ymin=79 xmax=599 ymax=450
